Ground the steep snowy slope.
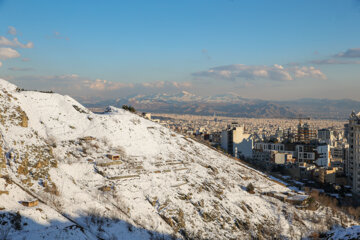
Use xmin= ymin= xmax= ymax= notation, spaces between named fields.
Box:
xmin=0 ymin=79 xmax=358 ymax=239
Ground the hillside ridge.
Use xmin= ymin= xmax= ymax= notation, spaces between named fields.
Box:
xmin=0 ymin=79 xmax=358 ymax=239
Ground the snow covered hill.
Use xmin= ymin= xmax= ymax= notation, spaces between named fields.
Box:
xmin=0 ymin=78 xmax=358 ymax=239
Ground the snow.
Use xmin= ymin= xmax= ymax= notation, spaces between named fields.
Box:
xmin=287 ymin=195 xmax=308 ymax=202
xmin=292 ymin=180 xmax=305 ymax=185
xmin=324 ymin=226 xmax=360 ymax=240
xmin=0 ymin=79 xmax=359 ymax=239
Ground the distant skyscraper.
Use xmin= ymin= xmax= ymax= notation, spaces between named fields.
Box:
xmin=296 ymin=123 xmax=317 ymax=143
xmin=348 ymin=112 xmax=360 ymax=194
xmin=213 ymin=112 xmax=217 ymax=122
xmin=318 ymin=128 xmax=333 ymax=145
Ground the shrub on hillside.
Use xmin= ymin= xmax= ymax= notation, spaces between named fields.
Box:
xmin=122 ymin=105 xmax=136 ymax=113
xmin=246 ymin=183 xmax=255 ymax=194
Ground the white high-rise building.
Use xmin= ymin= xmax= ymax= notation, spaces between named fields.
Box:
xmin=315 ymin=145 xmax=331 ymax=167
xmin=348 ymin=111 xmax=360 ymax=194
xmin=221 ymin=124 xmax=252 ymax=158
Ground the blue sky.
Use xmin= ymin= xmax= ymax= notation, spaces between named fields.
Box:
xmin=0 ymin=0 xmax=360 ymax=101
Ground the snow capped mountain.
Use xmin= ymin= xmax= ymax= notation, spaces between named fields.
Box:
xmin=125 ymin=91 xmax=247 ymax=104
xmin=85 ymin=91 xmax=360 ymax=120
xmin=127 ymin=91 xmax=201 ymax=104
xmin=86 ymin=92 xmax=297 ymax=118
xmin=0 ymin=79 xmax=358 ymax=239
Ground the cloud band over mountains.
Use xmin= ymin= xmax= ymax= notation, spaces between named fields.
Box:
xmin=4 ymin=74 xmax=193 ymax=101
xmin=192 ymin=64 xmax=327 ymax=81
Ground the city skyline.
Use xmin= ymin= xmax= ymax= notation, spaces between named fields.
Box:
xmin=1 ymin=0 xmax=360 ymax=101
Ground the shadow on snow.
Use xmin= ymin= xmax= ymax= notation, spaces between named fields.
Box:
xmin=0 ymin=211 xmax=177 ymax=240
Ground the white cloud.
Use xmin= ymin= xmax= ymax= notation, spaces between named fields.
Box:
xmin=335 ymin=48 xmax=360 ymax=58
xmin=141 ymin=81 xmax=191 ymax=89
xmin=311 ymin=48 xmax=360 ymax=64
xmin=7 ymin=26 xmax=17 ymax=36
xmin=193 ymin=64 xmax=326 ymax=82
xmin=82 ymin=79 xmax=134 ymax=91
xmin=0 ymin=47 xmax=20 ymax=60
xmin=57 ymin=74 xmax=80 ymax=80
xmin=141 ymin=81 xmax=165 ymax=88
xmin=7 ymin=74 xmax=192 ymax=101
xmin=0 ymin=36 xmax=34 ymax=48
xmin=0 ymin=31 xmax=33 ymax=68
xmin=0 ymin=37 xmax=14 ymax=46
xmin=82 ymin=79 xmax=191 ymax=91
xmin=293 ymin=66 xmax=327 ymax=80
xmin=85 ymin=79 xmax=107 ymax=91
xmin=310 ymin=58 xmax=360 ymax=65
xmin=172 ymin=81 xmax=192 ymax=88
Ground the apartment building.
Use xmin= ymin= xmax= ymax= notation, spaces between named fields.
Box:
xmin=318 ymin=128 xmax=334 ymax=145
xmin=221 ymin=124 xmax=252 ymax=157
xmin=296 ymin=123 xmax=317 ymax=143
xmin=348 ymin=111 xmax=360 ymax=194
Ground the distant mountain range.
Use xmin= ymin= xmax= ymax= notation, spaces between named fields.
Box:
xmin=276 ymin=98 xmax=360 ymax=120
xmin=83 ymin=91 xmax=360 ymax=119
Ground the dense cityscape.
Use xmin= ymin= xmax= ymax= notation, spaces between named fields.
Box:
xmin=146 ymin=112 xmax=359 ymax=206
